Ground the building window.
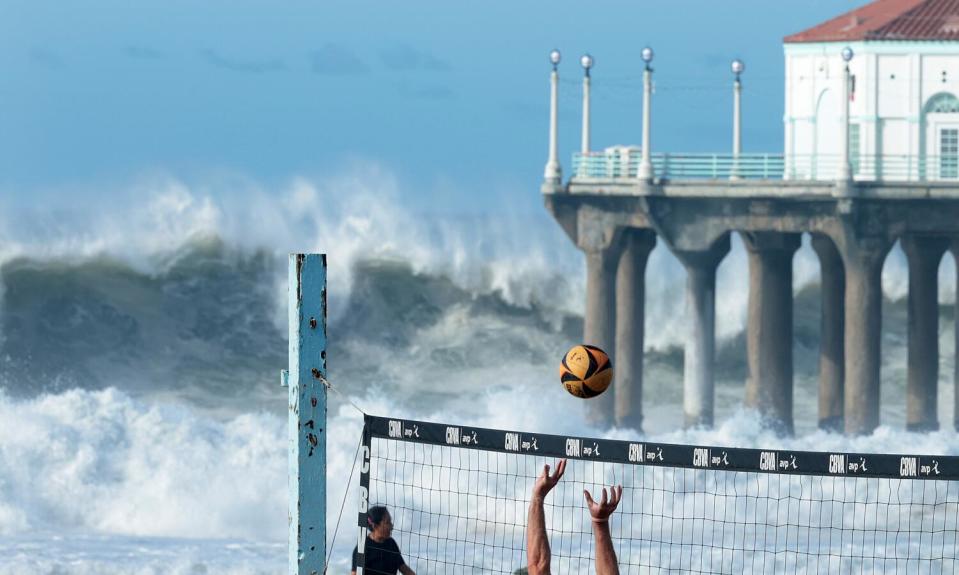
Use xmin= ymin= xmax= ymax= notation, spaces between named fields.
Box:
xmin=941 ymin=128 xmax=958 ymax=179
xmin=928 ymin=93 xmax=959 ymax=114
xmin=849 ymin=123 xmax=861 ymax=175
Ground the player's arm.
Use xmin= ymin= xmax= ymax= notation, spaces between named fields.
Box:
xmin=584 ymin=485 xmax=623 ymax=575
xmin=527 ymin=493 xmax=550 ymax=575
xmin=399 ymin=564 xmax=415 ymax=575
xmin=527 ymin=459 xmax=567 ymax=575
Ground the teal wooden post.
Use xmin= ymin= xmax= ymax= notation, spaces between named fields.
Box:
xmin=286 ymin=254 xmax=327 ymax=575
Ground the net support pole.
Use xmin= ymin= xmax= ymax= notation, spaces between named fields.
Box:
xmin=287 ymin=253 xmax=328 ymax=575
xmin=355 ymin=417 xmax=372 ymax=574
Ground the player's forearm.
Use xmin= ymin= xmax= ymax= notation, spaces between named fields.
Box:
xmin=527 ymin=497 xmax=551 ymax=575
xmin=592 ymin=521 xmax=619 ymax=575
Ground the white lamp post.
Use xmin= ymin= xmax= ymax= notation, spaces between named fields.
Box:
xmin=581 ymin=54 xmax=593 ymax=155
xmin=731 ymin=58 xmax=744 ymax=180
xmin=732 ymin=59 xmax=744 ymax=156
xmin=839 ymin=46 xmax=854 ymax=185
xmin=638 ymin=46 xmax=654 ymax=182
xmin=544 ymin=49 xmax=562 ymax=187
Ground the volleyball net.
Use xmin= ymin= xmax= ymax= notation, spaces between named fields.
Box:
xmin=354 ymin=415 xmax=959 ymax=574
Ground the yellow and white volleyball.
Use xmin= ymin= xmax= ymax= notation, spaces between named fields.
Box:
xmin=559 ymin=344 xmax=613 ymax=398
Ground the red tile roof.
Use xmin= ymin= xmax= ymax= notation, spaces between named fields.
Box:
xmin=785 ymin=0 xmax=959 ymax=43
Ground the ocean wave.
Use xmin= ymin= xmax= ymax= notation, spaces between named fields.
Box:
xmin=0 ymin=388 xmax=286 ymax=539
xmin=0 ymin=171 xmax=955 ymax=392
xmin=0 ymin=232 xmax=954 ymax=431
xmin=4 ymin=382 xmax=959 ymax=573
xmin=0 ymin=534 xmax=284 ymax=575
xmin=3 ymin=167 xmax=959 ymax=571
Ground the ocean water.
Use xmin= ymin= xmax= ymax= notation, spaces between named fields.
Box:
xmin=3 ymin=176 xmax=959 ymax=573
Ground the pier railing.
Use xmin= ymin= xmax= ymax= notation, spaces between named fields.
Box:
xmin=571 ymin=150 xmax=959 ymax=182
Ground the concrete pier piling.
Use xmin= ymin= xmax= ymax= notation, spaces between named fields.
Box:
xmin=584 ymin=244 xmax=621 ymax=425
xmin=811 ymin=234 xmax=845 ymax=431
xmin=954 ymin=242 xmax=959 ymax=432
xmin=743 ymin=232 xmax=801 ymax=435
xmin=837 ymin=235 xmax=893 ymax=435
xmin=674 ymin=235 xmax=731 ymax=428
xmin=902 ymin=236 xmax=948 ymax=431
xmin=614 ymin=229 xmax=656 ymax=431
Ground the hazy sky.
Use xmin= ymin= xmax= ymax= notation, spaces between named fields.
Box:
xmin=1 ymin=1 xmax=866 ymax=214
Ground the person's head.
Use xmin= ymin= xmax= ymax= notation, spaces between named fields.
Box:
xmin=367 ymin=505 xmax=393 ymax=540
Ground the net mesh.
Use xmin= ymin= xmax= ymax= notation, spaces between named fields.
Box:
xmin=355 ymin=417 xmax=959 ymax=574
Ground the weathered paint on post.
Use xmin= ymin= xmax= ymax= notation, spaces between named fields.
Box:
xmin=289 ymin=254 xmax=327 ymax=575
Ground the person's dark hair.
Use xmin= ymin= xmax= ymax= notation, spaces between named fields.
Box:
xmin=367 ymin=505 xmax=389 ymax=529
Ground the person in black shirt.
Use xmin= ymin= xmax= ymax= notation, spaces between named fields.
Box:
xmin=352 ymin=505 xmax=416 ymax=575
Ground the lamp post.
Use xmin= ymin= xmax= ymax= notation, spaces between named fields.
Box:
xmin=731 ymin=58 xmax=744 ymax=179
xmin=581 ymin=54 xmax=593 ymax=155
xmin=638 ymin=46 xmax=654 ymax=182
xmin=839 ymin=46 xmax=854 ymax=186
xmin=731 ymin=59 xmax=744 ymax=156
xmin=544 ymin=49 xmax=562 ymax=188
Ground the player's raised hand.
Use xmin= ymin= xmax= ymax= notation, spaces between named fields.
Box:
xmin=532 ymin=458 xmax=567 ymax=499
xmin=584 ymin=485 xmax=623 ymax=523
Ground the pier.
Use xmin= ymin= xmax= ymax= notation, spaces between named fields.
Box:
xmin=543 ymin=43 xmax=959 ymax=435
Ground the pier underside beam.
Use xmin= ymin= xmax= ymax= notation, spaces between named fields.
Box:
xmin=742 ymin=231 xmax=801 ymax=435
xmin=811 ymin=234 xmax=845 ymax=432
xmin=614 ymin=229 xmax=656 ymax=431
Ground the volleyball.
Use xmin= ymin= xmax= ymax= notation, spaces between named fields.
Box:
xmin=559 ymin=344 xmax=613 ymax=398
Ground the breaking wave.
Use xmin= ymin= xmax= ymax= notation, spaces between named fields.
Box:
xmin=0 ymin=170 xmax=957 ymax=573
